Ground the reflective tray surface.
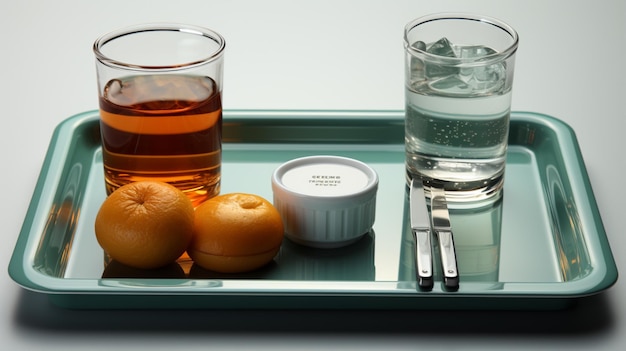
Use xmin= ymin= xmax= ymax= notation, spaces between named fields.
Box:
xmin=8 ymin=110 xmax=617 ymax=309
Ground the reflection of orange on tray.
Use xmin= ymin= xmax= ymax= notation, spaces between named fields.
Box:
xmin=102 ymin=260 xmax=186 ymax=279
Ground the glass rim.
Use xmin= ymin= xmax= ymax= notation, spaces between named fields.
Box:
xmin=93 ymin=23 xmax=226 ymax=71
xmin=404 ymin=13 xmax=519 ymax=66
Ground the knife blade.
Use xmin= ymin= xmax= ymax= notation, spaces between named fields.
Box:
xmin=429 ymin=186 xmax=460 ymax=291
xmin=409 ymin=178 xmax=433 ymax=291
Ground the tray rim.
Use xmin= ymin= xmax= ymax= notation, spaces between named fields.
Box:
xmin=8 ymin=109 xmax=618 ymax=307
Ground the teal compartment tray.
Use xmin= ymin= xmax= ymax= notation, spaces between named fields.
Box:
xmin=8 ymin=110 xmax=617 ymax=309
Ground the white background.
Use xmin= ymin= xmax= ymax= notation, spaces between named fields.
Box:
xmin=1 ymin=0 xmax=625 ymax=350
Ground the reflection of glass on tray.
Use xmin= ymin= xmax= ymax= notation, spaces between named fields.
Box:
xmin=449 ymin=195 xmax=503 ymax=282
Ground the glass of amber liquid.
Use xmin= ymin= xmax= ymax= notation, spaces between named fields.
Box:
xmin=93 ymin=24 xmax=225 ymax=207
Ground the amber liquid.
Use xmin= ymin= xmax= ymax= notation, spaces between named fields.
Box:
xmin=99 ymin=74 xmax=222 ymax=207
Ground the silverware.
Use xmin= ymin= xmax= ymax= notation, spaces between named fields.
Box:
xmin=409 ymin=178 xmax=433 ymax=291
xmin=430 ymin=186 xmax=460 ymax=291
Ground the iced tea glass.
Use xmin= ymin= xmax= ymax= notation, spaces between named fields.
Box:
xmin=404 ymin=14 xmax=518 ymax=202
xmin=94 ymin=24 xmax=225 ymax=207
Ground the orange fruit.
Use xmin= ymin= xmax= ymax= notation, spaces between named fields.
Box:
xmin=95 ymin=181 xmax=195 ymax=269
xmin=188 ymin=193 xmax=284 ymax=273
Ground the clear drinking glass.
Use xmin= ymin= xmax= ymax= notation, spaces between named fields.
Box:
xmin=404 ymin=13 xmax=519 ymax=202
xmin=93 ymin=23 xmax=225 ymax=207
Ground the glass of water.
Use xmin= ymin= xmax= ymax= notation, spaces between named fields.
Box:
xmin=404 ymin=13 xmax=519 ymax=202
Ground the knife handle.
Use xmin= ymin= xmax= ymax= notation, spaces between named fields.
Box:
xmin=437 ymin=230 xmax=459 ymax=291
xmin=413 ymin=229 xmax=433 ymax=291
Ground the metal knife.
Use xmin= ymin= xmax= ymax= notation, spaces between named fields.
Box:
xmin=429 ymin=186 xmax=460 ymax=291
xmin=409 ymin=178 xmax=434 ymax=291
